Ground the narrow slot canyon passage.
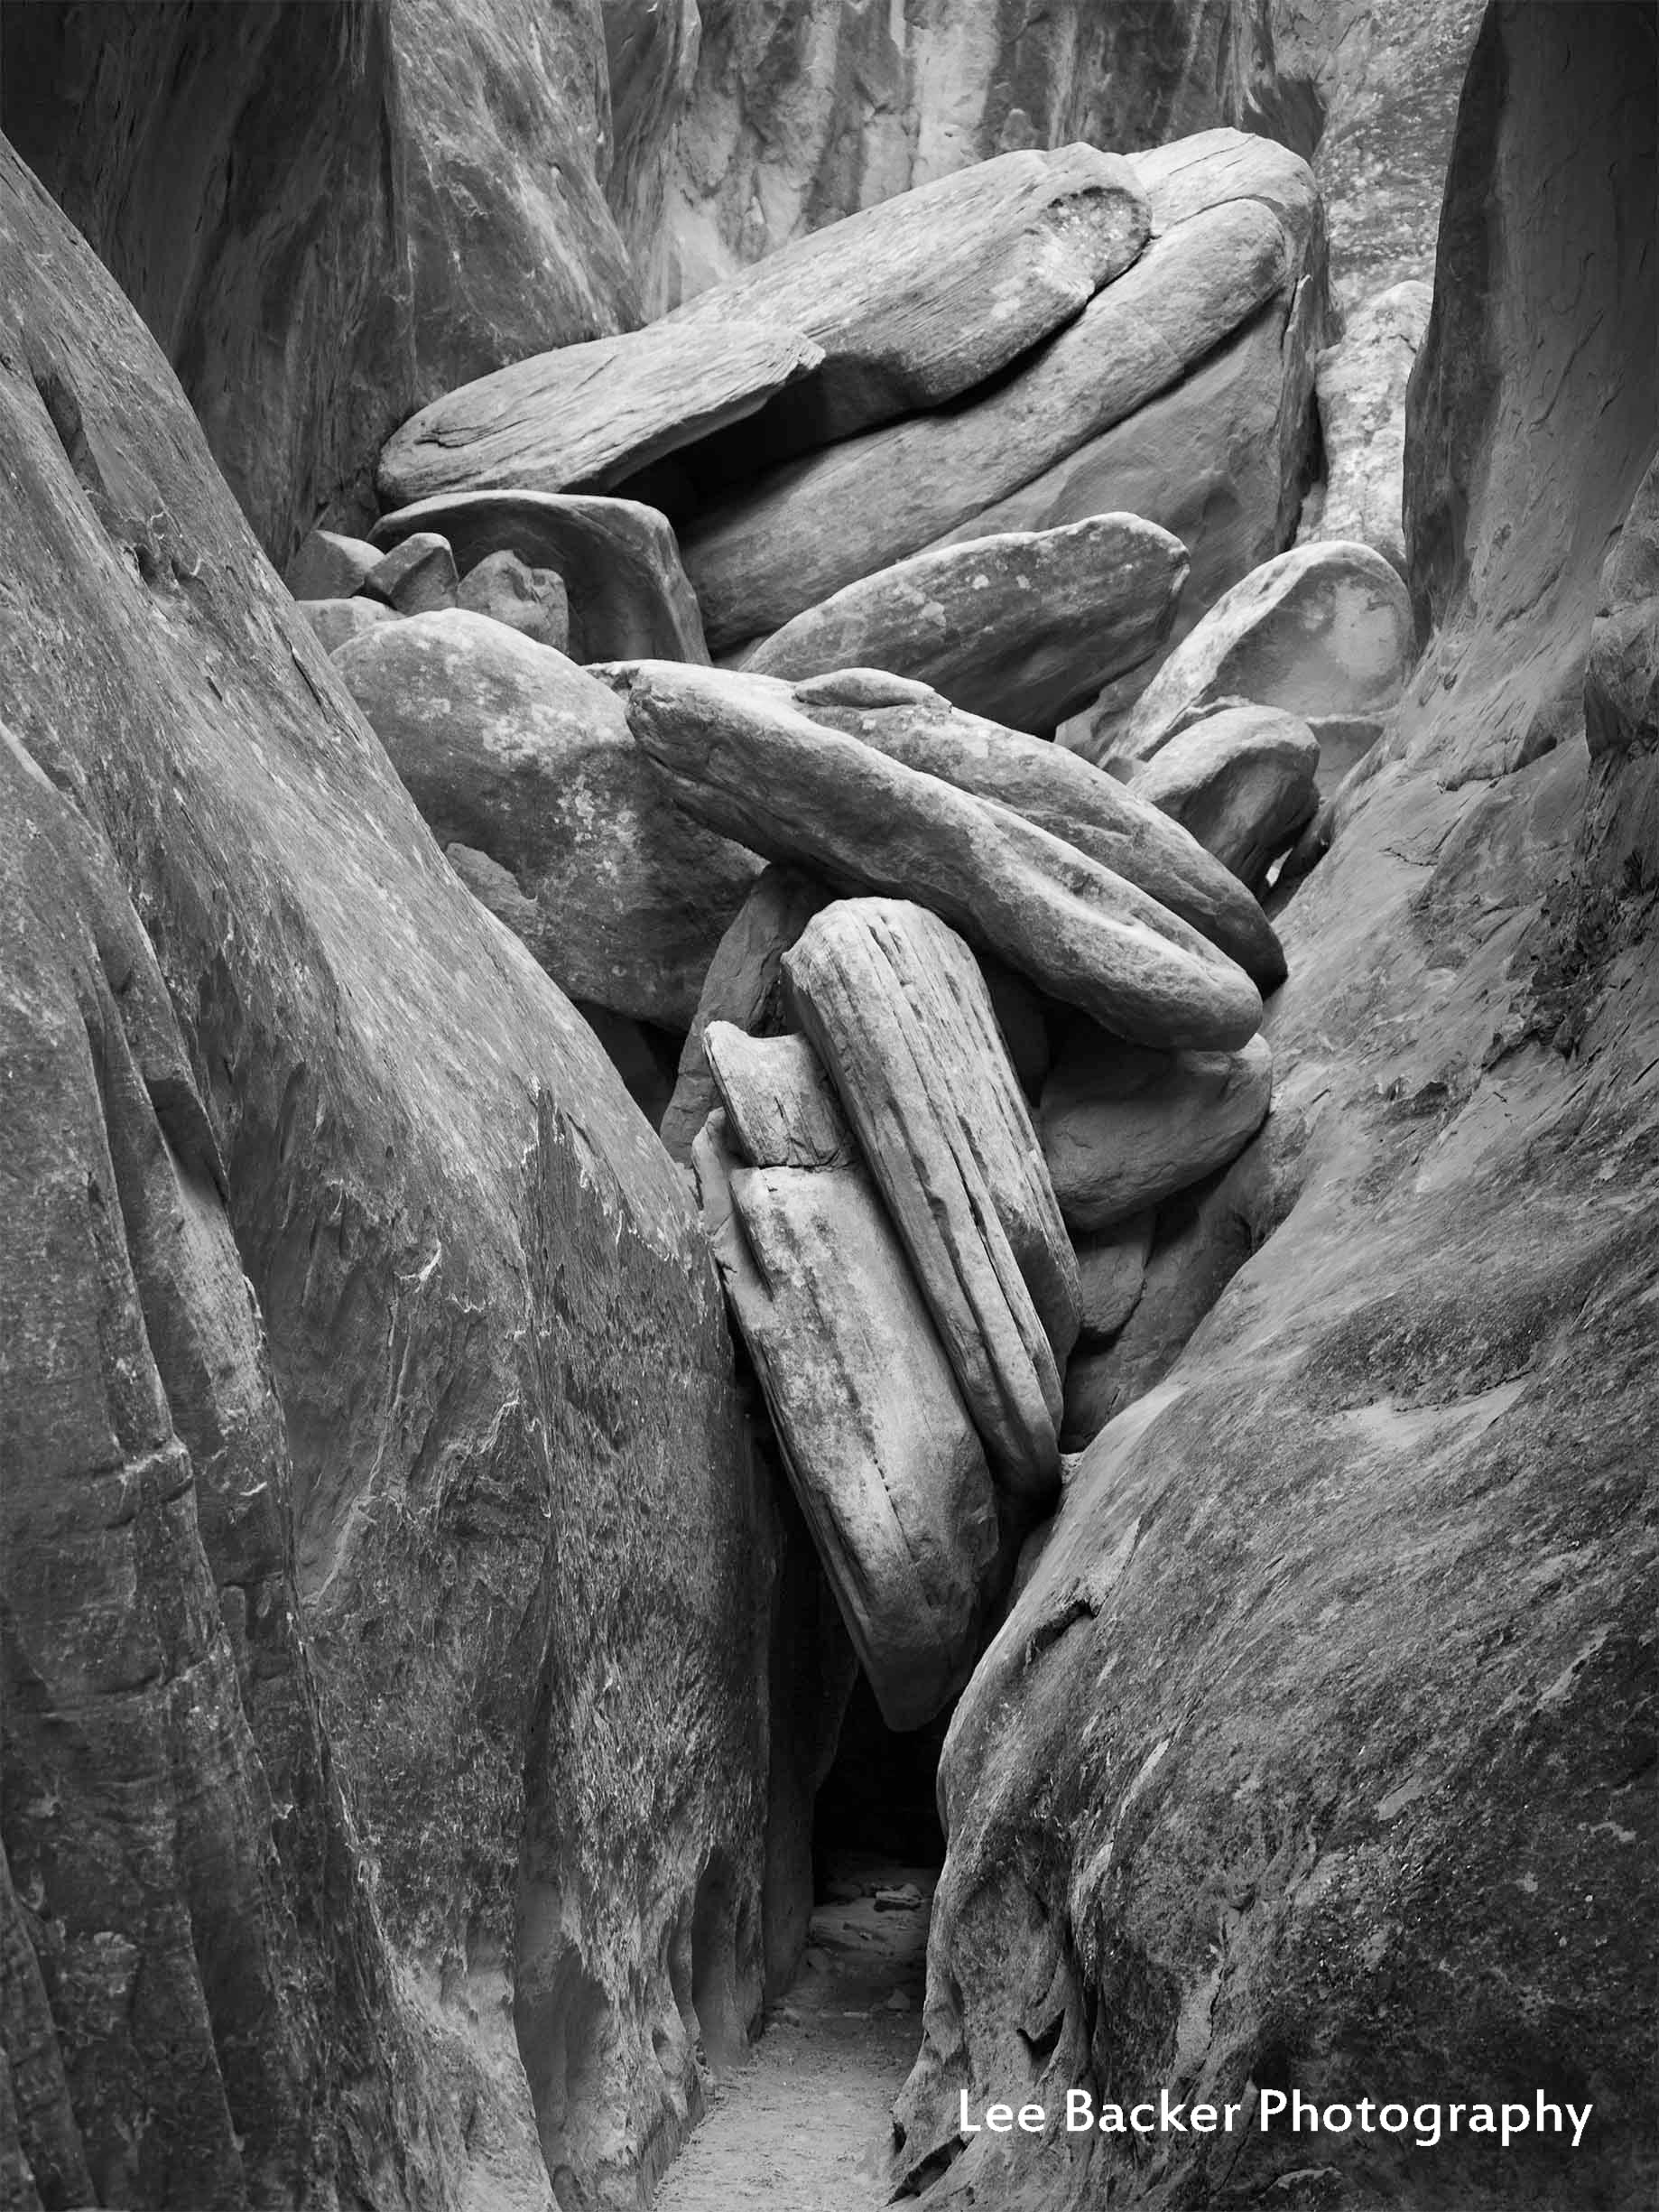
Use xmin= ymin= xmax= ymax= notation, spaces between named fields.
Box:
xmin=653 ymin=1678 xmax=947 ymax=2208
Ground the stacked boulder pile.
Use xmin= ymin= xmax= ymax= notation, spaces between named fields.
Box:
xmin=290 ymin=128 xmax=1419 ymax=1732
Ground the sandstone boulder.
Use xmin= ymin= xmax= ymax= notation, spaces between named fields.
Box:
xmin=694 ymin=1113 xmax=997 ymax=1732
xmin=299 ymin=596 xmax=400 ymax=653
xmin=359 ymin=529 xmax=459 ymax=613
xmin=371 ymin=488 xmax=709 ymax=664
xmin=785 ymin=900 xmax=1080 ymax=1501
xmin=618 ymin=661 xmax=1265 ymax=1048
xmin=456 ymin=547 xmax=570 ymax=651
xmin=1072 ymin=1212 xmax=1154 ymax=1340
xmin=783 ymin=666 xmax=1288 ymax=990
xmin=1110 ymin=538 xmax=1414 ymax=768
xmin=659 ymin=864 xmax=834 ymax=1164
xmin=1299 ymin=279 xmax=1432 ymax=574
xmin=740 ymin=516 xmax=1186 ymax=734
xmin=681 ymin=144 xmax=1308 ymax=651
xmin=332 ymin=611 xmax=757 ymax=1027
xmin=704 ymin=1024 xmax=855 ymax=1169
xmin=377 ymin=316 xmax=823 ymax=508
xmin=1129 ymin=702 xmax=1321 ymax=882
xmin=1039 ymin=1023 xmax=1274 ymax=1232
xmin=286 ymin=525 xmax=380 ymax=599
xmin=668 ymin=144 xmax=1149 ymax=450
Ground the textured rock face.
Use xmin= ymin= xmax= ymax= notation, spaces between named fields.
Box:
xmin=743 ymin=516 xmax=1186 ymax=732
xmin=894 ymin=9 xmax=1658 ymax=2204
xmin=333 ymin=611 xmax=759 ymax=1027
xmin=0 ymin=138 xmax=773 ymax=2207
xmin=1299 ymin=278 xmax=1432 ymax=574
xmin=0 ymin=0 xmax=644 ymax=561
xmin=1586 ymin=455 xmax=1659 ymax=763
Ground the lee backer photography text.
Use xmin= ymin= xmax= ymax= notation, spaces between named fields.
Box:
xmin=959 ymin=2087 xmax=1595 ymax=2151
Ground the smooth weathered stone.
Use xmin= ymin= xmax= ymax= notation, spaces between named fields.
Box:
xmin=659 ymin=864 xmax=834 ymax=1164
xmin=299 ymin=597 xmax=400 ymax=653
xmin=377 ymin=317 xmax=824 ymax=508
xmin=359 ymin=529 xmax=459 ymax=613
xmin=456 ymin=548 xmax=570 ymax=652
xmin=780 ymin=665 xmax=1288 ymax=990
xmin=670 ymin=144 xmax=1149 ymax=449
xmin=694 ymin=1114 xmax=997 ymax=1732
xmin=681 ymin=177 xmax=1300 ymax=652
xmin=740 ymin=516 xmax=1186 ymax=734
xmin=1130 ymin=703 xmax=1321 ymax=883
xmin=1300 ymin=280 xmax=1432 ymax=576
xmin=705 ymin=1025 xmax=855 ymax=1169
xmin=619 ymin=661 xmax=1265 ymax=1048
xmin=1112 ymin=539 xmax=1414 ymax=768
xmin=785 ymin=900 xmax=1080 ymax=1503
xmin=1073 ymin=1213 xmax=1154 ymax=1340
xmin=1038 ymin=1022 xmax=1274 ymax=1232
xmin=372 ymin=488 xmax=709 ymax=664
xmin=286 ymin=525 xmax=379 ymax=599
xmin=333 ymin=612 xmax=758 ymax=1026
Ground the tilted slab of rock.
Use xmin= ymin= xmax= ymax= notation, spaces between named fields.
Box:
xmin=332 ymin=612 xmax=758 ymax=1026
xmin=1073 ymin=1213 xmax=1154 ymax=1340
xmin=681 ymin=187 xmax=1294 ymax=651
xmin=1130 ymin=703 xmax=1320 ymax=883
xmin=360 ymin=529 xmax=458 ymax=613
xmin=371 ymin=489 xmax=709 ymax=664
xmin=739 ymin=515 xmax=1186 ymax=734
xmin=669 ymin=144 xmax=1149 ymax=449
xmin=784 ymin=899 xmax=1080 ymax=1503
xmin=376 ymin=316 xmax=824 ymax=508
xmin=619 ymin=661 xmax=1265 ymax=1048
xmin=1111 ymin=539 xmax=1413 ymax=769
xmin=1038 ymin=1021 xmax=1274 ymax=1232
xmin=694 ymin=1114 xmax=997 ymax=1731
xmin=780 ymin=666 xmax=1287 ymax=990
xmin=704 ymin=1024 xmax=855 ymax=1169
xmin=659 ymin=864 xmax=833 ymax=1164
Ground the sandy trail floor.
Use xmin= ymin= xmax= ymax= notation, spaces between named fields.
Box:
xmin=653 ymin=1854 xmax=935 ymax=2210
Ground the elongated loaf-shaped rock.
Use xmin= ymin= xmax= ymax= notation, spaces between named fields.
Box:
xmin=1128 ymin=703 xmax=1320 ymax=883
xmin=672 ymin=144 xmax=1149 ymax=447
xmin=785 ymin=900 xmax=1078 ymax=1504
xmin=620 ymin=661 xmax=1264 ymax=1049
xmin=784 ymin=667 xmax=1286 ymax=989
xmin=741 ymin=515 xmax=1186 ymax=734
xmin=377 ymin=318 xmax=824 ymax=507
xmin=705 ymin=1025 xmax=855 ymax=1169
xmin=694 ymin=1115 xmax=997 ymax=1730
xmin=1039 ymin=1022 xmax=1274 ymax=1231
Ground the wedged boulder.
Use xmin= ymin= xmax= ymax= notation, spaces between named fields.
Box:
xmin=694 ymin=1113 xmax=997 ymax=1733
xmin=359 ymin=529 xmax=458 ymax=613
xmin=1072 ymin=1213 xmax=1154 ymax=1340
xmin=299 ymin=597 xmax=399 ymax=653
xmin=371 ymin=488 xmax=709 ymax=664
xmin=784 ymin=899 xmax=1079 ymax=1505
xmin=456 ymin=547 xmax=570 ymax=651
xmin=659 ymin=864 xmax=833 ymax=1164
xmin=1129 ymin=703 xmax=1321 ymax=882
xmin=286 ymin=525 xmax=379 ymax=599
xmin=783 ymin=666 xmax=1288 ymax=989
xmin=1110 ymin=538 xmax=1414 ymax=768
xmin=704 ymin=1024 xmax=855 ymax=1169
xmin=332 ymin=611 xmax=758 ymax=1026
xmin=739 ymin=515 xmax=1187 ymax=734
xmin=618 ymin=661 xmax=1265 ymax=1048
xmin=681 ymin=140 xmax=1311 ymax=651
xmin=1299 ymin=279 xmax=1432 ymax=574
xmin=669 ymin=144 xmax=1149 ymax=449
xmin=1585 ymin=452 xmax=1659 ymax=761
xmin=1038 ymin=1021 xmax=1274 ymax=1232
xmin=376 ymin=316 xmax=823 ymax=507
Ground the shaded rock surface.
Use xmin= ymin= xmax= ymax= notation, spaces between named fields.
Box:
xmin=1586 ymin=453 xmax=1659 ymax=764
xmin=285 ymin=525 xmax=380 ymax=599
xmin=741 ymin=515 xmax=1186 ymax=735
xmin=1039 ymin=1025 xmax=1274 ymax=1233
xmin=785 ymin=899 xmax=1080 ymax=1503
xmin=619 ymin=660 xmax=1265 ymax=1049
xmin=694 ymin=1114 xmax=997 ymax=1733
xmin=360 ymin=528 xmax=458 ymax=613
xmin=1129 ymin=702 xmax=1321 ymax=882
xmin=298 ymin=596 xmax=400 ymax=654
xmin=894 ymin=11 xmax=1658 ymax=2205
xmin=332 ymin=611 xmax=758 ymax=1027
xmin=457 ymin=546 xmax=571 ymax=652
xmin=705 ymin=1024 xmax=856 ymax=1169
xmin=371 ymin=488 xmax=710 ymax=665
xmin=0 ymin=139 xmax=775 ymax=2208
xmin=1072 ymin=1213 xmax=1154 ymax=1341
